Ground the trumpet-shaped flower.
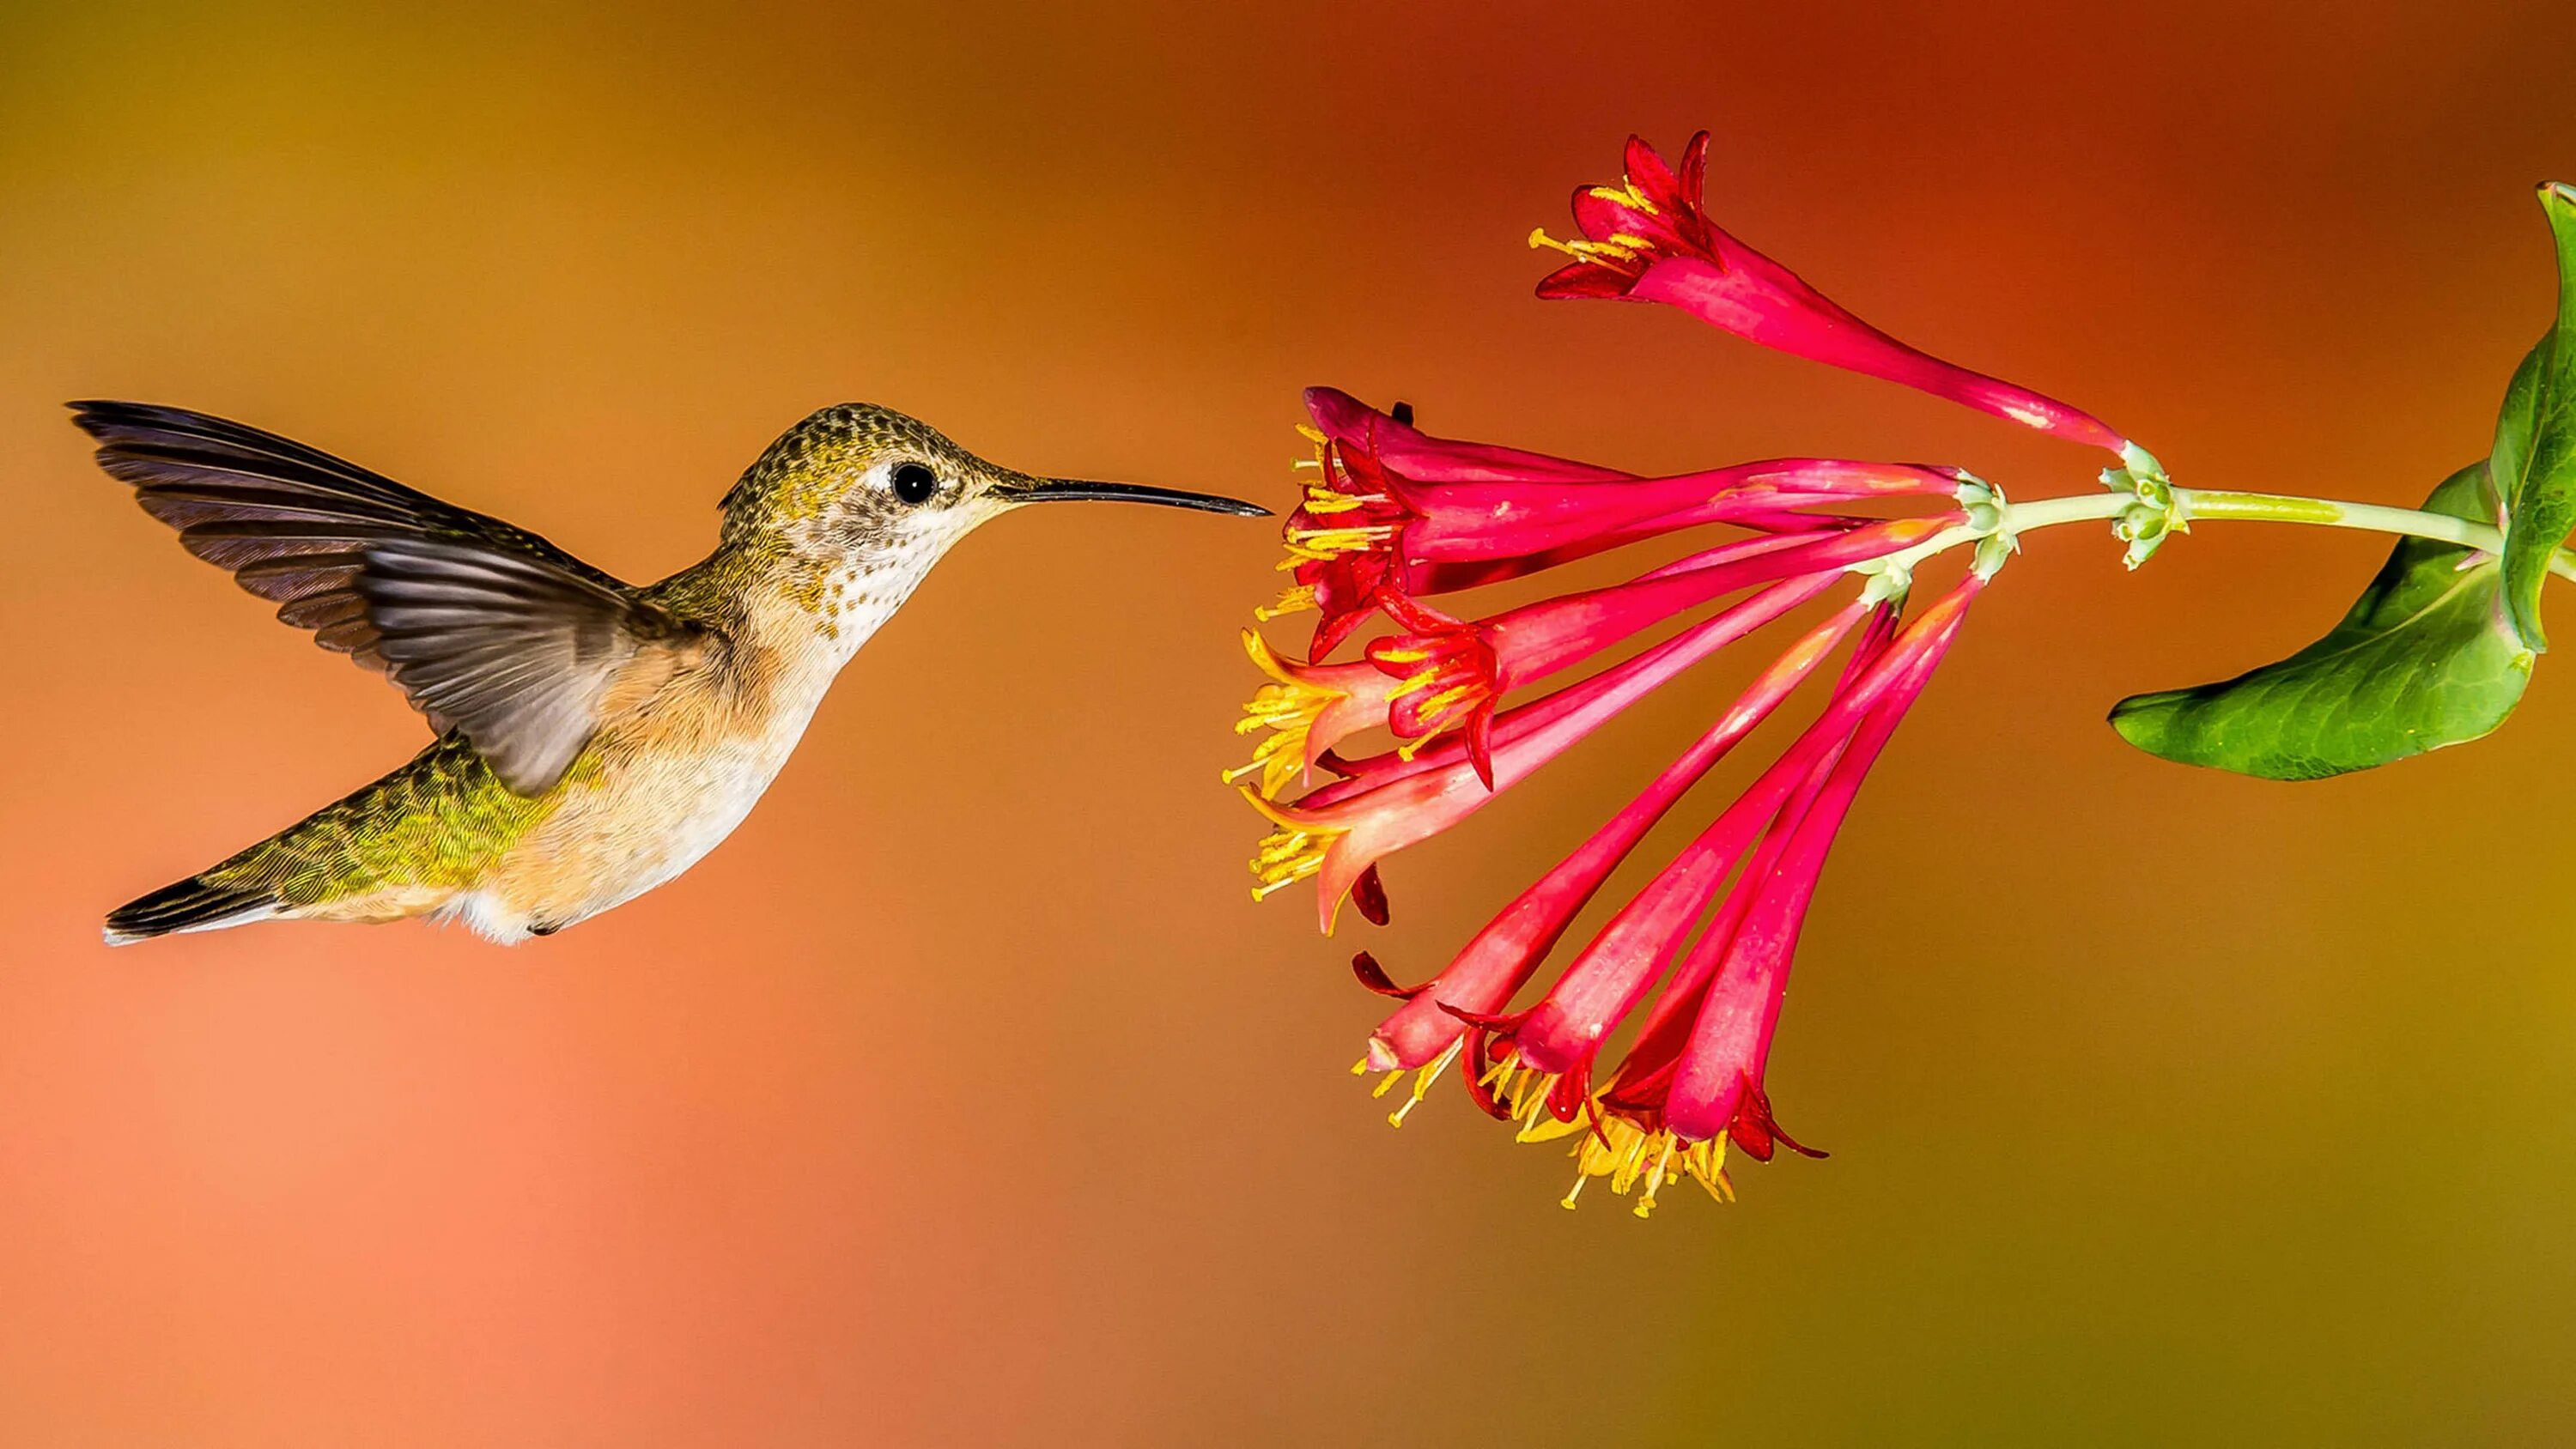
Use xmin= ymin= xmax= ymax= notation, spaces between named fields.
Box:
xmin=1269 ymin=385 xmax=1973 ymax=657
xmin=1361 ymin=516 xmax=1954 ymax=783
xmin=1222 ymin=630 xmax=1406 ymax=799
xmin=1230 ymin=126 xmax=2131 ymax=1216
xmin=1237 ymin=387 xmax=2000 ymax=1212
xmin=1354 ymin=594 xmax=1880 ymax=1076
xmin=1470 ymin=583 xmax=1978 ymax=1215
xmin=1244 ymin=571 xmax=1843 ymax=931
xmin=1531 ymin=133 xmax=2132 ymax=456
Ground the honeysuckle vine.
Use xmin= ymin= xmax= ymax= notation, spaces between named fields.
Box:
xmin=1231 ymin=131 xmax=2576 ymax=1216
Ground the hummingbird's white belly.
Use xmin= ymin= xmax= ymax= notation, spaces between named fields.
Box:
xmin=438 ymin=554 xmax=927 ymax=943
xmin=447 ymin=679 xmax=835 ymax=942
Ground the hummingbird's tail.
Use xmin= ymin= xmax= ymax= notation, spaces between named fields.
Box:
xmin=103 ymin=876 xmax=284 ymax=946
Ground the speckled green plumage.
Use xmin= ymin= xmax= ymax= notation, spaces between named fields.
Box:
xmin=196 ymin=734 xmax=574 ymax=907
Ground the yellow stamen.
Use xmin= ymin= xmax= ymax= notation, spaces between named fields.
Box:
xmin=1367 ymin=1040 xmax=1753 ymax=1217
xmin=1255 ymin=585 xmax=1317 ymax=621
xmin=1410 ymin=683 xmax=1480 ymax=723
xmin=1382 ymin=670 xmax=1442 ymax=702
xmin=1634 ymin=1137 xmax=1678 ymax=1220
xmin=1584 ymin=173 xmax=1661 ymax=215
xmin=1527 ymin=226 xmax=1656 ymax=276
xmin=1534 ymin=1086 xmax=1741 ymax=1216
xmin=1352 ymin=1039 xmax=1465 ymax=1128
xmin=1380 ymin=673 xmax=1487 ymax=761
xmin=1226 ymin=630 xmax=1347 ymax=799
xmin=1386 ymin=1039 xmax=1463 ymax=1128
xmin=1281 ymin=524 xmax=1394 ymax=561
xmin=1238 ymin=787 xmax=1346 ymax=904
xmin=1248 ymin=827 xmax=1327 ymax=900
xmin=1219 ymin=729 xmax=1302 ymax=796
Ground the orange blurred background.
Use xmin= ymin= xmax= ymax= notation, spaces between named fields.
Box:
xmin=4 ymin=1 xmax=2574 ymax=1441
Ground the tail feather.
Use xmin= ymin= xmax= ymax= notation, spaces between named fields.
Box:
xmin=103 ymin=876 xmax=283 ymax=946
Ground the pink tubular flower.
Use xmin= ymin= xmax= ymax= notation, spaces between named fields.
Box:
xmin=1236 ymin=387 xmax=2000 ymax=1215
xmin=1361 ymin=516 xmax=1953 ymax=784
xmin=1267 ymin=385 xmax=1974 ymax=658
xmin=1222 ymin=630 xmax=1405 ymax=800
xmin=1232 ymin=123 xmax=2088 ymax=1211
xmin=1244 ymin=570 xmax=1846 ymax=932
xmin=1462 ymin=583 xmax=1979 ymax=1215
xmin=1352 ymin=595 xmax=1880 ymax=1076
xmin=1530 ymin=133 xmax=2133 ymax=456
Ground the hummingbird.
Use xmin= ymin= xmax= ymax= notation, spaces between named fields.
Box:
xmin=78 ymin=399 xmax=1266 ymax=945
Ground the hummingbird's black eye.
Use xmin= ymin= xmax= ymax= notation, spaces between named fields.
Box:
xmin=890 ymin=461 xmax=939 ymax=505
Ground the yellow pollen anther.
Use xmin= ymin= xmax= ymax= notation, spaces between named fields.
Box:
xmin=1515 ymin=1087 xmax=1745 ymax=1216
xmin=1367 ymin=1040 xmax=1747 ymax=1216
xmin=1239 ymin=788 xmax=1345 ymax=904
xmin=1282 ymin=524 xmax=1394 ymax=561
xmin=1384 ymin=1039 xmax=1463 ymax=1128
xmin=1247 ymin=824 xmax=1327 ymax=900
xmin=1528 ymin=227 xmax=1651 ymax=275
xmin=1382 ymin=670 xmax=1441 ymax=701
xmin=1228 ymin=631 xmax=1348 ymax=798
xmin=1586 ymin=176 xmax=1660 ymax=215
xmin=1383 ymin=677 xmax=1487 ymax=761
xmin=1255 ymin=585 xmax=1317 ymax=621
xmin=1413 ymin=684 xmax=1480 ymax=721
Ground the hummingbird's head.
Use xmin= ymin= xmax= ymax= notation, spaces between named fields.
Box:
xmin=719 ymin=403 xmax=1266 ymax=580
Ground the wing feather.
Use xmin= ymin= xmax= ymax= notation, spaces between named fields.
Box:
xmin=74 ymin=400 xmax=709 ymax=792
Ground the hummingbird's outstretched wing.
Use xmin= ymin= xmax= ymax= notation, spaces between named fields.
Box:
xmin=72 ymin=400 xmax=710 ymax=794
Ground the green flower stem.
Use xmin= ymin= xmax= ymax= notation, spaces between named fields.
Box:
xmin=1923 ymin=486 xmax=2576 ymax=581
xmin=1995 ymin=492 xmax=2132 ymax=533
xmin=2175 ymin=488 xmax=2576 ymax=580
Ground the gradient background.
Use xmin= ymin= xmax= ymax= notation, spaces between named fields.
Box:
xmin=3 ymin=2 xmax=2573 ymax=1443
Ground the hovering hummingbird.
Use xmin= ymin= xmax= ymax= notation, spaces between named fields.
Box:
xmin=79 ymin=400 xmax=1266 ymax=945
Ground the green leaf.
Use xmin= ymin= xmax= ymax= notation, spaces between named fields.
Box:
xmin=2494 ymin=182 xmax=2576 ymax=649
xmin=2110 ymin=464 xmax=2533 ymax=780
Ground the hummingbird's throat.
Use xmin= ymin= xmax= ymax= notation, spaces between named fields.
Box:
xmin=776 ymin=541 xmax=941 ymax=662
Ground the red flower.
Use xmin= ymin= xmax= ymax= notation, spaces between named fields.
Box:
xmin=1236 ymin=128 xmax=2138 ymax=1214
xmin=1533 ymin=133 xmax=2134 ymax=456
xmin=1267 ymin=386 xmax=1972 ymax=658
xmin=1469 ymin=582 xmax=1978 ymax=1214
xmin=1237 ymin=385 xmax=2003 ymax=1214
xmin=1242 ymin=567 xmax=1850 ymax=931
xmin=1359 ymin=516 xmax=1953 ymax=785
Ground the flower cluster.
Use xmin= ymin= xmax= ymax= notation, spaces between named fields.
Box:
xmin=1235 ymin=132 xmax=2142 ymax=1216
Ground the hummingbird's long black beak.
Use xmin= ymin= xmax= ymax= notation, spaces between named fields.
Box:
xmin=1000 ymin=476 xmax=1270 ymax=517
